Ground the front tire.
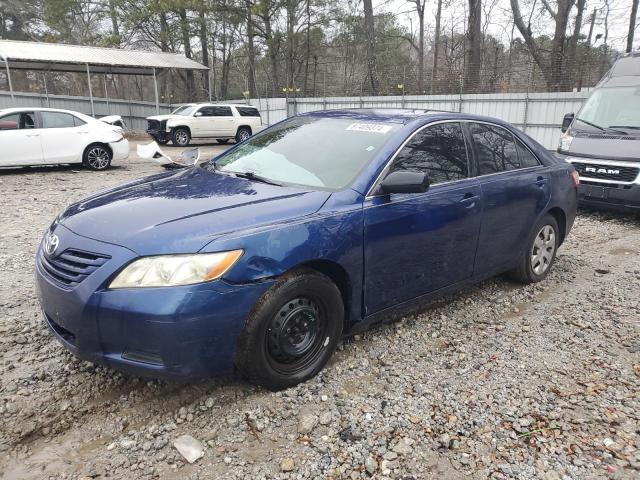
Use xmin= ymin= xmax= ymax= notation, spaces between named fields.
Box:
xmin=235 ymin=127 xmax=251 ymax=143
xmin=171 ymin=128 xmax=190 ymax=146
xmin=509 ymin=214 xmax=559 ymax=284
xmin=236 ymin=269 xmax=344 ymax=390
xmin=83 ymin=143 xmax=112 ymax=171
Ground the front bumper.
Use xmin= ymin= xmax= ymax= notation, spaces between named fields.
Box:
xmin=35 ymin=225 xmax=272 ymax=380
xmin=578 ymin=183 xmax=640 ymax=211
xmin=146 ymin=129 xmax=170 ymax=142
xmin=109 ymin=138 xmax=129 ymax=161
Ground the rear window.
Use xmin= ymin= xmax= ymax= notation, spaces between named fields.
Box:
xmin=41 ymin=112 xmax=80 ymax=129
xmin=236 ymin=106 xmax=260 ymax=117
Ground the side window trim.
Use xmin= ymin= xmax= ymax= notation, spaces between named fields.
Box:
xmin=366 ymin=120 xmax=472 ymax=198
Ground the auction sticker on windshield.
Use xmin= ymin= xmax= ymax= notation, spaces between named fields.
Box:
xmin=346 ymin=123 xmax=394 ymax=134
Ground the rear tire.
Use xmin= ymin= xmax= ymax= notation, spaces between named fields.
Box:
xmin=171 ymin=128 xmax=190 ymax=146
xmin=508 ymin=214 xmax=559 ymax=284
xmin=83 ymin=143 xmax=112 ymax=171
xmin=235 ymin=127 xmax=251 ymax=143
xmin=236 ymin=269 xmax=344 ymax=390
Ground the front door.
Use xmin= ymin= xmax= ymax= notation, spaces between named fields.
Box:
xmin=467 ymin=122 xmax=551 ymax=275
xmin=363 ymin=122 xmax=482 ymax=314
xmin=0 ymin=111 xmax=42 ymax=166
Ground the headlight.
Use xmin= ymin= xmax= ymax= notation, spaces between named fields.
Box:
xmin=558 ymin=132 xmax=573 ymax=151
xmin=109 ymin=250 xmax=243 ymax=288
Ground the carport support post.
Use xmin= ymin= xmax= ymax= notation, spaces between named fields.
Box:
xmin=153 ymin=67 xmax=160 ymax=115
xmin=3 ymin=57 xmax=14 ymax=101
xmin=85 ymin=63 xmax=95 ymax=117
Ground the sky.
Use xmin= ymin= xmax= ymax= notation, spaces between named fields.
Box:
xmin=374 ymin=0 xmax=638 ymax=53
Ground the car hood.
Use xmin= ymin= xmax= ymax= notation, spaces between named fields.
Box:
xmin=567 ymin=135 xmax=640 ymax=160
xmin=58 ymin=168 xmax=332 ymax=255
xmin=146 ymin=115 xmax=178 ymax=122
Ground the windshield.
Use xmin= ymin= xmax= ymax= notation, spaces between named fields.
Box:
xmin=210 ymin=116 xmax=401 ymax=190
xmin=576 ymin=87 xmax=640 ymax=131
xmin=171 ymin=105 xmax=196 ymax=116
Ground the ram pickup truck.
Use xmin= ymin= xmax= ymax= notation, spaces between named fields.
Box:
xmin=557 ymin=52 xmax=640 ymax=211
xmin=146 ymin=103 xmax=263 ymax=146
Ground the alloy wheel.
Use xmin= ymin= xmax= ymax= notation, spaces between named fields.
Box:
xmin=530 ymin=225 xmax=556 ymax=275
xmin=86 ymin=147 xmax=110 ymax=170
xmin=175 ymin=130 xmax=189 ymax=145
xmin=239 ymin=129 xmax=251 ymax=141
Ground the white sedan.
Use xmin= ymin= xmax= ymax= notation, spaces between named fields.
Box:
xmin=0 ymin=107 xmax=129 ymax=170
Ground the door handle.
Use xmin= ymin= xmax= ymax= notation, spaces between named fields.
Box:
xmin=460 ymin=192 xmax=478 ymax=208
xmin=535 ymin=176 xmax=547 ymax=187
xmin=76 ymin=131 xmax=89 ymax=134
xmin=25 ymin=133 xmax=40 ymax=137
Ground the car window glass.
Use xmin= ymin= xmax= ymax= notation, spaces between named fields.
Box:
xmin=388 ymin=122 xmax=469 ymax=185
xmin=210 ymin=106 xmax=233 ymax=117
xmin=41 ymin=112 xmax=76 ymax=129
xmin=515 ymin=138 xmax=540 ymax=168
xmin=0 ymin=113 xmax=21 ymax=130
xmin=469 ymin=123 xmax=520 ymax=175
xmin=236 ymin=107 xmax=260 ymax=117
xmin=73 ymin=116 xmax=86 ymax=127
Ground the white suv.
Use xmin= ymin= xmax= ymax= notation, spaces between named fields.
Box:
xmin=146 ymin=103 xmax=263 ymax=147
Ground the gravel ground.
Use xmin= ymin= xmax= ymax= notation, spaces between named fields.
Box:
xmin=0 ymin=153 xmax=638 ymax=480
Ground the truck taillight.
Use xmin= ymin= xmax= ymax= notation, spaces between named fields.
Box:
xmin=570 ymin=170 xmax=580 ymax=187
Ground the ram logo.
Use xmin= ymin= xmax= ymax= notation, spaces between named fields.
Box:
xmin=585 ymin=166 xmax=620 ymax=175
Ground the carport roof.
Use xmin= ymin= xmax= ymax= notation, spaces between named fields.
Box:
xmin=0 ymin=39 xmax=208 ymax=75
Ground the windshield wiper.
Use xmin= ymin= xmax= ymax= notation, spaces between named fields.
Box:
xmin=574 ymin=118 xmax=627 ymax=135
xmin=609 ymin=125 xmax=640 ymax=130
xmin=231 ymin=171 xmax=283 ymax=186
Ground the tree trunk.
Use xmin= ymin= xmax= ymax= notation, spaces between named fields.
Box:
xmin=285 ymin=0 xmax=296 ymax=89
xmin=363 ymin=0 xmax=379 ymax=95
xmin=417 ymin=1 xmax=425 ymax=93
xmin=246 ymin=0 xmax=257 ymax=97
xmin=304 ymin=0 xmax=311 ymax=94
xmin=430 ymin=0 xmax=443 ymax=94
xmin=178 ymin=8 xmax=195 ymax=101
xmin=464 ymin=0 xmax=482 ymax=93
xmin=627 ymin=0 xmax=639 ymax=53
xmin=199 ymin=9 xmax=210 ymax=99
xmin=549 ymin=0 xmax=574 ymax=91
xmin=566 ymin=0 xmax=586 ymax=90
xmin=108 ymin=0 xmax=119 ymax=43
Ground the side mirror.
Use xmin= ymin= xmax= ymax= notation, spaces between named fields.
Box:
xmin=379 ymin=170 xmax=429 ymax=195
xmin=561 ymin=113 xmax=574 ymax=133
xmin=194 ymin=111 xmax=203 ymax=117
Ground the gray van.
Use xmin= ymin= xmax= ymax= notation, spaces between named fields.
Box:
xmin=557 ymin=52 xmax=640 ymax=211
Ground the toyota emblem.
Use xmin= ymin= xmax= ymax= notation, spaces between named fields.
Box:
xmin=44 ymin=233 xmax=59 ymax=256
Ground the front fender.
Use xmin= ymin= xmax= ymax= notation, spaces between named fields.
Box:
xmin=201 ymin=189 xmax=365 ymax=321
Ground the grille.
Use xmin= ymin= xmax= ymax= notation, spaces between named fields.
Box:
xmin=571 ymin=162 xmax=639 ymax=182
xmin=39 ymin=248 xmax=110 ymax=287
xmin=147 ymin=119 xmax=160 ymax=131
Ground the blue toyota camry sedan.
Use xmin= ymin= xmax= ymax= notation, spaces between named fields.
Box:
xmin=36 ymin=109 xmax=578 ymax=389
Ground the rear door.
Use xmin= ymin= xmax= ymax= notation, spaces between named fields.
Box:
xmin=39 ymin=111 xmax=86 ymax=164
xmin=363 ymin=121 xmax=482 ymax=314
xmin=0 ymin=111 xmax=43 ymax=166
xmin=467 ymin=122 xmax=550 ymax=275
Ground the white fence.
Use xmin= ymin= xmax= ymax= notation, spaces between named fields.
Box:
xmin=1 ymin=90 xmax=590 ymax=149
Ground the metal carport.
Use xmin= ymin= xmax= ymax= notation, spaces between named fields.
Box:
xmin=0 ymin=39 xmax=208 ymax=116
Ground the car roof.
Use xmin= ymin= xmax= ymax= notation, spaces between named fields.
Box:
xmin=184 ymin=103 xmax=257 ymax=108
xmin=299 ymin=108 xmax=509 ymax=125
xmin=0 ymin=107 xmax=91 ymax=116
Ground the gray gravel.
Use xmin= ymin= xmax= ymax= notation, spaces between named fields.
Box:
xmin=0 ymin=157 xmax=638 ymax=479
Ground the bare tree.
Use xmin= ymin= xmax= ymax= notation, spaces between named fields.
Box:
xmin=408 ymin=1 xmax=427 ymax=93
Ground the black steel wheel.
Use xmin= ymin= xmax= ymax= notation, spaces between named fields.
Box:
xmin=236 ymin=269 xmax=344 ymax=390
